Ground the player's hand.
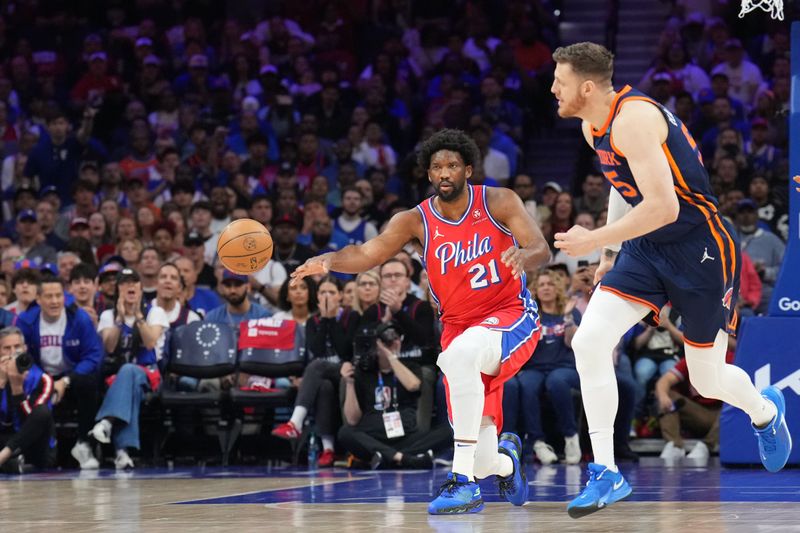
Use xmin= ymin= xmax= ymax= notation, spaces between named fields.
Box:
xmin=501 ymin=246 xmax=525 ymax=280
xmin=554 ymin=225 xmax=598 ymax=258
xmin=290 ymin=254 xmax=332 ymax=286
xmin=594 ymin=256 xmax=614 ymax=285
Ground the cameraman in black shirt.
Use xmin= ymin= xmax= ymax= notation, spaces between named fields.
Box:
xmin=338 ymin=322 xmax=451 ymax=469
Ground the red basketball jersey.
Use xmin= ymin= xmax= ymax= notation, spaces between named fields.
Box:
xmin=417 ymin=185 xmax=537 ymax=329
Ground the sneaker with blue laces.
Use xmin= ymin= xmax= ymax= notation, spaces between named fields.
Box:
xmin=428 ymin=472 xmax=484 ymax=515
xmin=567 ymin=462 xmax=631 ymax=519
xmin=753 ymin=386 xmax=792 ymax=473
xmin=497 ymin=432 xmax=528 ymax=506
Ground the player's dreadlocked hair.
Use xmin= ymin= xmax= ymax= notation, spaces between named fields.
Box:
xmin=416 ymin=129 xmax=481 ymax=170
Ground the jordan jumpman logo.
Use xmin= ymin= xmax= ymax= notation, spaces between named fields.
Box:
xmin=433 ymin=227 xmax=444 ymax=240
xmin=701 ymin=247 xmax=715 ymax=263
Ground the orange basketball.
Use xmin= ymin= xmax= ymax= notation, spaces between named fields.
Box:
xmin=216 ymin=218 xmax=273 ymax=275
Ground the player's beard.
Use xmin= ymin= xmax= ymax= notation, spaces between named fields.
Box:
xmin=435 ymin=179 xmax=465 ymax=203
xmin=557 ymin=91 xmax=586 ymax=118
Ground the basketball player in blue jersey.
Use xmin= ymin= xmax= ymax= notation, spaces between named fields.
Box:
xmin=550 ymin=42 xmax=791 ymax=518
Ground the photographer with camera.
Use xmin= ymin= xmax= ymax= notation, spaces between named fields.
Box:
xmin=0 ymin=326 xmax=56 ymax=472
xmin=338 ymin=321 xmax=452 ymax=470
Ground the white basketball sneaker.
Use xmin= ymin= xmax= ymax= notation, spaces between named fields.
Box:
xmin=659 ymin=441 xmax=686 ymax=462
xmin=533 ymin=440 xmax=558 ymax=465
xmin=564 ymin=434 xmax=582 ymax=464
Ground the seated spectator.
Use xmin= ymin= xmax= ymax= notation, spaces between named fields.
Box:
xmin=151 ymin=263 xmax=201 ymax=361
xmin=0 ymin=326 xmax=56 ymax=472
xmin=351 ymin=121 xmax=397 ymax=175
xmin=544 ymin=192 xmax=575 ymax=249
xmin=471 ymin=123 xmax=508 ymax=185
xmin=5 ymin=268 xmax=40 ymax=316
xmin=68 ymin=263 xmax=100 ymax=328
xmin=174 ymin=256 xmax=220 ymax=318
xmin=502 ymin=269 xmax=582 ymax=465
xmin=735 ymin=199 xmax=785 ymax=313
xmin=573 ymin=172 xmax=608 ymax=221
xmin=332 ymin=187 xmax=379 ymax=248
xmin=737 ymin=251 xmax=763 ymax=318
xmin=711 ymin=39 xmax=763 ymax=109
xmin=654 ymin=351 xmax=734 ymax=463
xmin=337 ymin=323 xmax=450 ymax=469
xmin=552 ymin=212 xmax=601 ymax=276
xmin=629 ymin=306 xmax=683 ymax=396
xmin=17 ymin=209 xmax=57 ymax=265
xmin=89 ymin=268 xmax=169 ymax=470
xmin=353 ymin=270 xmax=381 ymax=313
xmin=17 ymin=274 xmax=103 ymax=470
xmin=137 ymin=247 xmax=161 ymax=304
xmin=272 ymin=276 xmax=359 ymax=466
xmin=271 ymin=213 xmax=315 ymax=276
xmin=205 ymin=270 xmax=272 ymax=328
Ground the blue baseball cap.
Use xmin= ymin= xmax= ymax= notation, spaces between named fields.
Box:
xmin=222 ymin=270 xmax=248 ymax=284
xmin=16 ymin=209 xmax=37 ymax=222
xmin=15 ymin=258 xmax=41 ymax=270
xmin=39 ymin=185 xmax=59 ymax=199
xmin=40 ymin=262 xmax=59 ymax=276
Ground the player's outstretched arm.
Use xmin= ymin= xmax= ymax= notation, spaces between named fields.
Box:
xmin=290 ymin=209 xmax=418 ymax=284
xmin=555 ymin=101 xmax=679 ymax=257
xmin=487 ymin=187 xmax=551 ymax=278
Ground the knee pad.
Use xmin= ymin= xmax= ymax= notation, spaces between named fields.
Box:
xmin=436 ymin=330 xmax=484 ymax=375
xmin=684 ymin=357 xmax=721 ymax=398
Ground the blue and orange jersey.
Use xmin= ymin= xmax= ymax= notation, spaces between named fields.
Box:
xmin=416 ymin=185 xmax=539 ymax=330
xmin=592 ymin=85 xmax=721 ymax=243
xmin=593 ymin=85 xmax=739 ymax=293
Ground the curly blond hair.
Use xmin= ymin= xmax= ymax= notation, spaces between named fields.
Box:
xmin=529 ymin=268 xmax=568 ymax=315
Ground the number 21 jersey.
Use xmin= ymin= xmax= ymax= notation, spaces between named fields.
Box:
xmin=417 ymin=184 xmax=538 ymax=329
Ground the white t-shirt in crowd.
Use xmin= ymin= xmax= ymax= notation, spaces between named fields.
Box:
xmin=40 ymin=310 xmax=69 ymax=376
xmin=252 ymin=260 xmax=288 ymax=312
xmin=155 ymin=301 xmax=200 ymax=360
xmin=97 ymin=305 xmax=172 ymax=360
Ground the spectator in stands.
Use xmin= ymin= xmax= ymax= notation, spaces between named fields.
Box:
xmin=23 ymin=108 xmax=97 ymax=206
xmin=137 ymin=247 xmax=161 ymax=304
xmin=90 ymin=268 xmax=168 ymax=470
xmin=470 ymin=122 xmax=508 ymax=185
xmin=205 ymin=270 xmax=272 ymax=329
xmin=333 ymin=187 xmax=378 ymax=248
xmin=711 ymin=39 xmax=763 ymax=109
xmin=545 ymin=192 xmax=575 ymax=248
xmin=352 ymin=121 xmax=397 ymax=175
xmin=735 ymin=199 xmax=785 ymax=313
xmin=0 ymin=326 xmax=56 ymax=472
xmin=182 ymin=232 xmax=216 ymax=290
xmin=654 ymin=351 xmax=733 ymax=463
xmin=174 ymin=256 xmax=220 ymax=318
xmin=640 ymin=41 xmax=710 ymax=99
xmin=353 ymin=270 xmax=381 ymax=313
xmin=711 ymin=127 xmax=748 ymax=174
xmin=6 ymin=268 xmax=40 ymax=316
xmin=745 ymin=118 xmax=781 ymax=179
xmin=16 ymin=274 xmax=103 ymax=470
xmin=96 ymin=263 xmax=122 ymax=312
xmin=35 ymin=199 xmax=66 ymax=250
xmin=187 ymin=202 xmax=216 ymax=265
xmin=68 ymin=263 xmax=99 ymax=328
xmin=272 ymin=276 xmax=359 ymax=466
xmin=248 ymin=195 xmax=273 ymax=231
xmin=152 ymin=263 xmax=200 ymax=360
xmin=337 ymin=323 xmax=450 ymax=470
xmin=17 ymin=209 xmax=57 ymax=265
xmin=748 ymin=175 xmax=785 ymax=238
xmin=502 ymin=269 xmax=582 ymax=465
xmin=271 ymin=212 xmax=314 ymax=275
xmin=628 ymin=306 xmax=684 ymax=398
xmin=573 ymin=172 xmax=608 ymax=220
xmin=702 ymin=96 xmax=750 ymax=160
xmin=738 ymin=251 xmax=763 ymax=319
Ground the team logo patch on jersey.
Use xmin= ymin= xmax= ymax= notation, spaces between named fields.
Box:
xmin=481 ymin=317 xmax=500 ymax=325
xmin=473 ymin=209 xmax=482 ymax=219
xmin=722 ymin=287 xmax=733 ymax=310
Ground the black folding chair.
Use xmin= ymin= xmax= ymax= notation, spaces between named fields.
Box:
xmin=159 ymin=321 xmax=238 ymax=464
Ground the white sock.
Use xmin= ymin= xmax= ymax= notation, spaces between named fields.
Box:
xmin=289 ymin=406 xmax=307 ymax=429
xmin=473 ymin=424 xmax=513 ymax=479
xmin=321 ymin=435 xmax=334 ymax=451
xmin=571 ymin=289 xmax=649 ymax=470
xmin=684 ymin=330 xmax=777 ymax=427
xmin=452 ymin=442 xmax=477 ymax=480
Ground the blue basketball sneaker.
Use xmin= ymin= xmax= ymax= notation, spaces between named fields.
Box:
xmin=428 ymin=472 xmax=484 ymax=515
xmin=567 ymin=463 xmax=632 ymax=519
xmin=497 ymin=432 xmax=528 ymax=506
xmin=753 ymin=386 xmax=792 ymax=473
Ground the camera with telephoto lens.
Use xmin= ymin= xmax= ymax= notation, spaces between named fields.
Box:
xmin=351 ymin=322 xmax=404 ymax=373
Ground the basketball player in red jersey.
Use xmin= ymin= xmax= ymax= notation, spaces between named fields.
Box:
xmin=550 ymin=43 xmax=791 ymax=518
xmin=292 ymin=129 xmax=550 ymax=514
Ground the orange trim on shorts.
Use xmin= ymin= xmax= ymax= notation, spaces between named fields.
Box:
xmin=592 ymin=85 xmax=632 ymax=137
xmin=599 ymin=285 xmax=660 ymax=317
xmin=685 ymin=338 xmax=715 ymax=349
xmin=728 ymin=308 xmax=739 ymax=332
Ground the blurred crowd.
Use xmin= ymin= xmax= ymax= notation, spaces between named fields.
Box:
xmin=0 ymin=0 xmax=790 ymax=470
